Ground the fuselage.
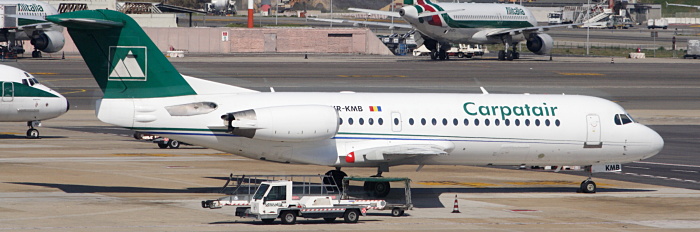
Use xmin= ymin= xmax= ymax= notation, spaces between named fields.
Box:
xmin=0 ymin=65 xmax=68 ymax=122
xmin=101 ymin=85 xmax=663 ymax=168
xmin=0 ymin=0 xmax=61 ymax=41
xmin=400 ymin=2 xmax=536 ymax=44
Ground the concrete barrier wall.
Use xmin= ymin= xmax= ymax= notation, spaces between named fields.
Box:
xmin=667 ymin=18 xmax=700 ymax=25
xmin=54 ymin=27 xmax=392 ymax=55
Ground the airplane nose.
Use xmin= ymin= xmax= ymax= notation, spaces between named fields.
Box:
xmin=647 ymin=126 xmax=664 ymax=158
xmin=66 ymin=99 xmax=70 ymax=112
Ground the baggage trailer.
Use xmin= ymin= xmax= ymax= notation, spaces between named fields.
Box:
xmin=342 ymin=176 xmax=413 ymax=217
xmin=202 ymin=174 xmax=386 ymax=224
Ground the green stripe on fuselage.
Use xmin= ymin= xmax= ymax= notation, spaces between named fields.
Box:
xmin=443 ymin=17 xmax=534 ymax=28
xmin=7 ymin=83 xmax=59 ymax=98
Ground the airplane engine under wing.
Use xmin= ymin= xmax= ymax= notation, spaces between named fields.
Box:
xmin=30 ymin=30 xmax=65 ymax=53
xmin=526 ymin=33 xmax=553 ymax=55
xmin=223 ymin=105 xmax=339 ymax=142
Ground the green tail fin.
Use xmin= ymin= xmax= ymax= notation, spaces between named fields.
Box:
xmin=46 ymin=10 xmax=196 ymax=99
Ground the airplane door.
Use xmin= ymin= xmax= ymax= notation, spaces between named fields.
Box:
xmin=2 ymin=82 xmax=13 ymax=102
xmin=585 ymin=114 xmax=602 ymax=148
xmin=391 ymin=112 xmax=402 ymax=132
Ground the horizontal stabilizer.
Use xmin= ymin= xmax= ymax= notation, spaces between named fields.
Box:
xmin=348 ymin=8 xmax=401 ymax=18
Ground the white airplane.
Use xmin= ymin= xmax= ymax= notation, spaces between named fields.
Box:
xmin=0 ymin=0 xmax=64 ymax=58
xmin=0 ymin=64 xmax=69 ymax=138
xmin=319 ymin=0 xmax=574 ymax=61
xmin=47 ymin=9 xmax=663 ymax=195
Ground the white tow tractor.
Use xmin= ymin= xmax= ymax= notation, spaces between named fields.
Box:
xmin=202 ymin=175 xmax=386 ymax=224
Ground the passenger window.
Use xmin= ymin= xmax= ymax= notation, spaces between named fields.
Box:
xmin=378 ymin=118 xmax=384 ymax=125
xmin=474 ymin=119 xmax=480 ymax=126
xmin=348 ymin=118 xmax=354 ymax=125
xmin=535 ymin=119 xmax=540 ymax=126
xmin=495 ymin=119 xmax=500 ymax=126
xmin=339 ymin=118 xmax=343 ymax=125
xmin=442 ymin=118 xmax=447 ymax=126
xmin=393 ymin=118 xmax=398 ymax=125
xmin=409 ymin=118 xmax=415 ymax=125
xmin=453 ymin=118 xmax=458 ymax=126
xmin=359 ymin=118 xmax=365 ymax=125
xmin=484 ymin=119 xmax=490 ymax=126
xmin=421 ymin=118 xmax=426 ymax=126
xmin=545 ymin=119 xmax=551 ymax=126
xmin=555 ymin=119 xmax=561 ymax=127
xmin=515 ymin=119 xmax=520 ymax=126
xmin=431 ymin=118 xmax=437 ymax=126
xmin=505 ymin=119 xmax=510 ymax=126
xmin=368 ymin=118 xmax=374 ymax=125
xmin=525 ymin=119 xmax=530 ymax=126
xmin=463 ymin=118 xmax=469 ymax=126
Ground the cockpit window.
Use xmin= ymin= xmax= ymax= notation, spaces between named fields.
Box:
xmin=22 ymin=79 xmax=28 ymax=86
xmin=28 ymin=79 xmax=35 ymax=86
xmin=31 ymin=78 xmax=39 ymax=84
xmin=614 ymin=114 xmax=634 ymax=125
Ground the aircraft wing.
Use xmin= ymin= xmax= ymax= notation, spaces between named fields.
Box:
xmin=349 ymin=141 xmax=454 ymax=163
xmin=666 ymin=2 xmax=700 ymax=9
xmin=311 ymin=18 xmax=413 ymax=29
xmin=348 ymin=8 xmax=401 ymax=18
xmin=485 ymin=23 xmax=581 ymax=37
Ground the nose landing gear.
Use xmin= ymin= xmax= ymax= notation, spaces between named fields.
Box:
xmin=26 ymin=121 xmax=41 ymax=139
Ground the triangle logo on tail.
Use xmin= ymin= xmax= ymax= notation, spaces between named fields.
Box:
xmin=108 ymin=46 xmax=147 ymax=81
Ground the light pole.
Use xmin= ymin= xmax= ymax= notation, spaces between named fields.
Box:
xmin=330 ymin=0 xmax=333 ymax=28
xmin=275 ymin=0 xmax=278 ymax=25
xmin=586 ymin=0 xmax=590 ymax=56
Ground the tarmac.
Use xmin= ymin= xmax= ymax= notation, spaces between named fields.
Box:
xmin=1 ymin=54 xmax=700 ymax=231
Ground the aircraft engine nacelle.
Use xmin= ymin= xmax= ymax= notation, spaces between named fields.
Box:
xmin=30 ymin=30 xmax=65 ymax=53
xmin=526 ymin=33 xmax=553 ymax=55
xmin=223 ymin=105 xmax=339 ymax=142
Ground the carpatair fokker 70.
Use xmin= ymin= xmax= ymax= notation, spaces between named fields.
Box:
xmin=320 ymin=0 xmax=575 ymax=61
xmin=46 ymin=10 xmax=662 ymax=195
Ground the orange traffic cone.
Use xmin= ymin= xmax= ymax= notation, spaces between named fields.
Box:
xmin=451 ymin=195 xmax=460 ymax=213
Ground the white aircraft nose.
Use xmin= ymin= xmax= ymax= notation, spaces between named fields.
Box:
xmin=645 ymin=126 xmax=664 ymax=159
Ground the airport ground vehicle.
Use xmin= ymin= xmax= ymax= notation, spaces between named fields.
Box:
xmin=647 ymin=19 xmax=668 ymax=29
xmin=415 ymin=44 xmax=485 ymax=59
xmin=133 ymin=132 xmax=186 ymax=149
xmin=684 ymin=40 xmax=700 ymax=59
xmin=342 ymin=176 xmax=412 ymax=217
xmin=202 ymin=175 xmax=386 ymax=224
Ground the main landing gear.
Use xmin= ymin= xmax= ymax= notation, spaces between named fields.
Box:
xmin=324 ymin=167 xmax=392 ymax=197
xmin=26 ymin=121 xmax=41 ymax=139
xmin=497 ymin=43 xmax=520 ymax=61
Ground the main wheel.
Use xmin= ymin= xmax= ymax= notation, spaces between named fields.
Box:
xmin=26 ymin=129 xmax=39 ymax=139
xmin=364 ymin=181 xmax=390 ymax=197
xmin=281 ymin=211 xmax=297 ymax=224
xmin=323 ymin=217 xmax=336 ymax=223
xmin=343 ymin=209 xmax=359 ymax=223
xmin=506 ymin=51 xmax=514 ymax=61
xmin=498 ymin=50 xmax=505 ymax=60
xmin=261 ymin=218 xmax=275 ymax=224
xmin=457 ymin=53 xmax=464 ymax=58
xmin=513 ymin=52 xmax=520 ymax=59
xmin=579 ymin=180 xmax=596 ymax=193
xmin=168 ymin=140 xmax=180 ymax=149
xmin=429 ymin=51 xmax=438 ymax=60
xmin=391 ymin=207 xmax=405 ymax=217
xmin=157 ymin=143 xmax=169 ymax=149
xmin=323 ymin=169 xmax=347 ymax=191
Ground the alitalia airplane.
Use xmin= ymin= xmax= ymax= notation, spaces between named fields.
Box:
xmin=0 ymin=64 xmax=69 ymax=138
xmin=0 ymin=0 xmax=65 ymax=58
xmin=323 ymin=0 xmax=573 ymax=61
xmin=46 ymin=9 xmax=663 ymax=195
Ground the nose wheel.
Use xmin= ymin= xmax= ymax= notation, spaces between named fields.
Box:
xmin=578 ymin=178 xmax=596 ymax=193
xmin=26 ymin=121 xmax=41 ymax=139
